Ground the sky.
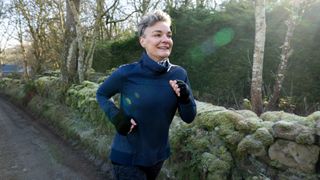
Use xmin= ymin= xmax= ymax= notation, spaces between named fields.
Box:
xmin=0 ymin=0 xmax=19 ymax=50
xmin=0 ymin=19 xmax=19 ymax=50
xmin=0 ymin=0 xmax=226 ymax=51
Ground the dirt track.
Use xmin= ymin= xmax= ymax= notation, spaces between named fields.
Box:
xmin=0 ymin=95 xmax=109 ymax=180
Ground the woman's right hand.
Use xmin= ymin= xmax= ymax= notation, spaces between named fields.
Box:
xmin=128 ymin=119 xmax=137 ymax=134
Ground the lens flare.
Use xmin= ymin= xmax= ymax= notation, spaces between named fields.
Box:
xmin=189 ymin=27 xmax=235 ymax=64
xmin=190 ymin=46 xmax=205 ymax=63
xmin=134 ymin=92 xmax=140 ymax=99
xmin=213 ymin=28 xmax=235 ymax=47
xmin=201 ymin=38 xmax=217 ymax=56
xmin=125 ymin=97 xmax=132 ymax=105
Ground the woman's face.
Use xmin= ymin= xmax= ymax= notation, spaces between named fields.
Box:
xmin=139 ymin=21 xmax=173 ymax=61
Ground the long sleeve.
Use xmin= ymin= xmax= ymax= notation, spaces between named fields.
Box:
xmin=177 ymin=76 xmax=197 ymax=123
xmin=103 ymin=54 xmax=196 ymax=166
xmin=96 ymin=68 xmax=124 ymax=120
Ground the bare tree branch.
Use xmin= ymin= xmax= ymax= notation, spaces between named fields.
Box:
xmin=108 ymin=10 xmax=139 ymax=24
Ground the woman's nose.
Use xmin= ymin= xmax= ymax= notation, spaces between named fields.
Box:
xmin=161 ymin=35 xmax=171 ymax=42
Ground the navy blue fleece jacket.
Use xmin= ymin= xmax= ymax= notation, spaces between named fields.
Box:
xmin=96 ymin=52 xmax=197 ymax=166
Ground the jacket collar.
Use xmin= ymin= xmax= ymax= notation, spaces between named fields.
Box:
xmin=140 ymin=52 xmax=172 ymax=74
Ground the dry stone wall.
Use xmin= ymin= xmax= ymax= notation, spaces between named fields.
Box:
xmin=167 ymin=101 xmax=320 ymax=179
xmin=1 ymin=77 xmax=319 ymax=179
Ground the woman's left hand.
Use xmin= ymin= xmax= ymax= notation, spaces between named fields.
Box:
xmin=169 ymin=80 xmax=181 ymax=96
xmin=169 ymin=80 xmax=190 ymax=103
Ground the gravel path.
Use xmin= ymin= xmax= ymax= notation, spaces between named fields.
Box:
xmin=0 ymin=95 xmax=109 ymax=180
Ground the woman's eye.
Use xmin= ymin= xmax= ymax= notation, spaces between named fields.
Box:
xmin=153 ymin=34 xmax=161 ymax=37
xmin=167 ymin=34 xmax=172 ymax=38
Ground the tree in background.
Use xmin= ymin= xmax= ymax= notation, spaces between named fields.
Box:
xmin=14 ymin=0 xmax=45 ymax=74
xmin=130 ymin=0 xmax=160 ymax=15
xmin=0 ymin=1 xmax=6 ymax=70
xmin=61 ymin=0 xmax=139 ymax=84
xmin=287 ymin=0 xmax=320 ymax=113
xmin=0 ymin=1 xmax=13 ymax=70
xmin=61 ymin=0 xmax=79 ymax=84
xmin=251 ymin=0 xmax=266 ymax=115
xmin=2 ymin=0 xmax=320 ymax=114
xmin=17 ymin=12 xmax=29 ymax=80
xmin=83 ymin=0 xmax=106 ymax=76
xmin=267 ymin=0 xmax=310 ymax=110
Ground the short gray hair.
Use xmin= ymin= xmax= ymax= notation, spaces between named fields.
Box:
xmin=137 ymin=10 xmax=172 ymax=37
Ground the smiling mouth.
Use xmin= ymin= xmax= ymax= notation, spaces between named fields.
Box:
xmin=158 ymin=47 xmax=170 ymax=50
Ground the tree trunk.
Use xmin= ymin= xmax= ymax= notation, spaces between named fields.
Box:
xmin=67 ymin=0 xmax=85 ymax=83
xmin=141 ymin=0 xmax=150 ymax=15
xmin=83 ymin=0 xmax=105 ymax=76
xmin=15 ymin=0 xmax=45 ymax=75
xmin=0 ymin=51 xmax=3 ymax=76
xmin=250 ymin=0 xmax=266 ymax=115
xmin=96 ymin=0 xmax=104 ymax=40
xmin=267 ymin=0 xmax=306 ymax=110
xmin=61 ymin=0 xmax=79 ymax=84
xmin=18 ymin=17 xmax=29 ymax=80
xmin=31 ymin=39 xmax=43 ymax=75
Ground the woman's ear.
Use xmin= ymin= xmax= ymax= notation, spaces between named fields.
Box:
xmin=139 ymin=37 xmax=145 ymax=48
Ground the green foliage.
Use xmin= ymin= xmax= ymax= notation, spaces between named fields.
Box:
xmin=65 ymin=80 xmax=113 ymax=131
xmin=90 ymin=1 xmax=320 ymax=113
xmin=92 ymin=41 xmax=113 ymax=73
xmin=23 ymin=80 xmax=37 ymax=94
xmin=170 ymin=7 xmax=252 ymax=98
xmin=278 ymin=96 xmax=296 ymax=112
xmin=0 ymin=78 xmax=25 ymax=101
xmin=34 ymin=76 xmax=67 ymax=103
xmin=281 ymin=1 xmax=320 ymax=114
xmin=91 ymin=3 xmax=256 ymax=107
xmin=21 ymin=80 xmax=37 ymax=105
xmin=92 ymin=37 xmax=141 ymax=73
